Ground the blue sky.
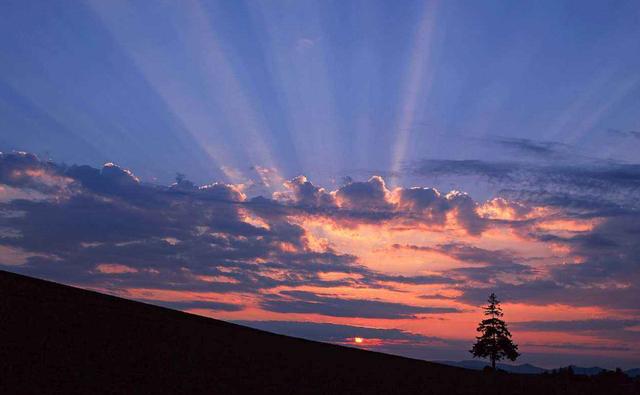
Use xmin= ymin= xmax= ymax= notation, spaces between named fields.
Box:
xmin=1 ymin=1 xmax=640 ymax=368
xmin=2 ymin=0 xmax=639 ymax=189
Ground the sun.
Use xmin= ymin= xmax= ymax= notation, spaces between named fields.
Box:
xmin=354 ymin=337 xmax=364 ymax=344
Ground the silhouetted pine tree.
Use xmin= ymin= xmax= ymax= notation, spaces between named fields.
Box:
xmin=470 ymin=293 xmax=519 ymax=370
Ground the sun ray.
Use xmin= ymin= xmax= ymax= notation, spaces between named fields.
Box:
xmin=390 ymin=1 xmax=439 ymax=186
xmin=88 ymin=0 xmax=286 ymax=185
xmin=247 ymin=1 xmax=343 ymax=183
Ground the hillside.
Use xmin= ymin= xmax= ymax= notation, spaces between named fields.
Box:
xmin=0 ymin=270 xmax=637 ymax=394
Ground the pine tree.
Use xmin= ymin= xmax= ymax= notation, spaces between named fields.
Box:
xmin=470 ymin=293 xmax=519 ymax=370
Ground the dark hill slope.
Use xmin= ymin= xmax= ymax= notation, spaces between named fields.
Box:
xmin=0 ymin=270 xmax=637 ymax=394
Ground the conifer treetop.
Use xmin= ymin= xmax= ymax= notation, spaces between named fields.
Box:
xmin=470 ymin=293 xmax=519 ymax=369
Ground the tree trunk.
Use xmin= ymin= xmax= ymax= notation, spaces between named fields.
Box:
xmin=491 ymin=357 xmax=496 ymax=371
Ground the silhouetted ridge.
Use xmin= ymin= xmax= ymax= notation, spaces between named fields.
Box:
xmin=1 ymin=270 xmax=637 ymax=394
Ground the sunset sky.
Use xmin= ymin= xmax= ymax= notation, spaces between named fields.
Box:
xmin=1 ymin=0 xmax=640 ymax=369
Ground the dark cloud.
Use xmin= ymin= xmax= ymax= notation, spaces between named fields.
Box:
xmin=0 ymin=153 xmax=367 ymax=295
xmin=1 ymin=194 xmax=169 ymax=252
xmin=393 ymin=242 xmax=535 ymax=283
xmin=0 ymin=151 xmax=72 ymax=195
xmin=448 ymin=263 xmax=537 ymax=284
xmin=415 ymin=160 xmax=640 ymax=194
xmin=414 ymin=159 xmax=515 ymax=181
xmin=411 ymin=156 xmax=640 ymax=312
xmin=3 ymin=151 xmax=639 ymax=344
xmin=0 ymin=153 xmax=470 ymax=313
xmin=511 ymin=213 xmax=640 ymax=312
xmin=522 ymin=343 xmax=632 ymax=352
xmin=441 ymin=191 xmax=487 ymax=235
xmin=419 ymin=293 xmax=458 ymax=300
xmin=277 ymin=175 xmax=336 ymax=208
xmin=395 ymin=187 xmax=448 ymax=225
xmin=274 ymin=175 xmax=488 ymax=235
xmin=260 ymin=290 xmax=461 ymax=319
xmin=412 ymin=158 xmax=640 ymax=213
xmin=512 ymin=319 xmax=640 ymax=332
xmin=607 ymin=128 xmax=640 ymax=140
xmin=153 ymin=300 xmax=244 ymax=312
xmin=514 ymin=319 xmax=640 ymax=345
xmin=491 ymin=137 xmax=567 ymax=158
xmin=335 ymin=176 xmax=393 ymax=211
xmin=458 ymin=279 xmax=640 ymax=311
xmin=68 ymin=162 xmax=140 ymax=191
xmin=393 ymin=242 xmax=520 ymax=267
xmin=373 ymin=273 xmax=458 ymax=285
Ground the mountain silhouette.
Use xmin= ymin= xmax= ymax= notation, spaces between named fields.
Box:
xmin=439 ymin=360 xmax=639 ymax=377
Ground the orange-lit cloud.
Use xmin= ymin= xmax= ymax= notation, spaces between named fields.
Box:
xmin=95 ymin=263 xmax=138 ymax=274
xmin=2 ymin=152 xmax=639 ymax=367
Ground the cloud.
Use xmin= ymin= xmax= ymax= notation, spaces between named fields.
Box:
xmin=3 ymin=153 xmax=637 ymax=314
xmin=512 ymin=319 xmax=640 ymax=332
xmin=260 ymin=290 xmax=461 ymax=319
xmin=0 ymin=153 xmax=469 ymax=311
xmin=373 ymin=273 xmax=458 ymax=285
xmin=275 ymin=175 xmax=488 ymax=234
xmin=448 ymin=263 xmax=537 ymax=284
xmin=0 ymin=245 xmax=47 ymax=266
xmin=412 ymin=158 xmax=640 ymax=213
xmin=95 ymin=263 xmax=138 ymax=274
xmin=0 ymin=154 xmax=366 ymax=294
xmin=513 ymin=319 xmax=640 ymax=345
xmin=393 ymin=242 xmax=536 ymax=283
xmin=398 ymin=188 xmax=486 ymax=234
xmin=393 ymin=242 xmax=520 ymax=267
xmin=0 ymin=152 xmax=73 ymax=195
xmin=457 ymin=278 xmax=640 ymax=311
xmin=490 ymin=137 xmax=567 ymax=158
xmin=414 ymin=159 xmax=515 ymax=180
xmin=2 ymin=151 xmax=639 ymax=364
xmin=514 ymin=213 xmax=640 ymax=311
xmin=335 ymin=176 xmax=393 ymax=211
xmin=419 ymin=293 xmax=458 ymax=300
xmin=275 ymin=175 xmax=336 ymax=208
xmin=607 ymin=128 xmax=640 ymax=140
xmin=152 ymin=300 xmax=244 ymax=312
xmin=295 ymin=38 xmax=315 ymax=52
xmin=410 ymin=155 xmax=640 ymax=312
xmin=522 ymin=343 xmax=632 ymax=352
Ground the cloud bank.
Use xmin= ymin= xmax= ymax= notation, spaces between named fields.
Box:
xmin=1 ymin=151 xmax=639 ymax=366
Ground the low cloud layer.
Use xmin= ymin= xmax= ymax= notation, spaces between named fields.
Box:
xmin=413 ymin=158 xmax=640 ymax=213
xmin=261 ymin=290 xmax=461 ymax=319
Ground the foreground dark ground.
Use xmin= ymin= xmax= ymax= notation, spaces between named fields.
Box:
xmin=1 ymin=270 xmax=638 ymax=394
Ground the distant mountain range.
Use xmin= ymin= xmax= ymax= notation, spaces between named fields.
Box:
xmin=438 ymin=360 xmax=640 ymax=377
xmin=626 ymin=368 xmax=640 ymax=378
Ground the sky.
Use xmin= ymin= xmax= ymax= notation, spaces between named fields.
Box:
xmin=1 ymin=0 xmax=639 ymax=369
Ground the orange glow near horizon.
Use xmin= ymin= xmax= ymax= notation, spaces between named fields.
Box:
xmin=72 ymin=194 xmax=639 ymax=363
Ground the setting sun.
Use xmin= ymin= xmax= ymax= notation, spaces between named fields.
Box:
xmin=354 ymin=337 xmax=364 ymax=344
